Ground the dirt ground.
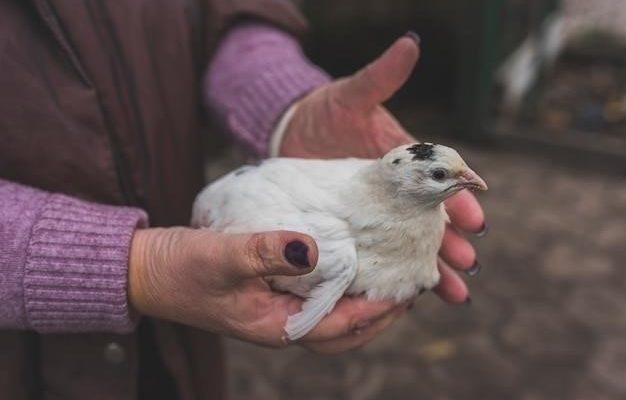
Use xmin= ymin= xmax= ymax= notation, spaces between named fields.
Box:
xmin=223 ymin=142 xmax=626 ymax=400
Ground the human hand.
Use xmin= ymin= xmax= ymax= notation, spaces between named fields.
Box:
xmin=278 ymin=33 xmax=419 ymax=159
xmin=128 ymin=227 xmax=411 ymax=353
xmin=280 ymin=33 xmax=486 ymax=305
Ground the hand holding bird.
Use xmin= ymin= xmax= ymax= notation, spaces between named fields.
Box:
xmin=280 ymin=34 xmax=486 ymax=305
xmin=192 ymin=143 xmax=487 ymax=341
xmin=129 ymin=34 xmax=487 ymax=354
xmin=274 ymin=33 xmax=487 ymax=350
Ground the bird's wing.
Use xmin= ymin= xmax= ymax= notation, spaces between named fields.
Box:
xmin=191 ymin=158 xmax=369 ymax=233
xmin=284 ymin=239 xmax=357 ymax=340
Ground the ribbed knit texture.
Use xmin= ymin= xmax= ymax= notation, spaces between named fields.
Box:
xmin=0 ymin=179 xmax=147 ymax=333
xmin=206 ymin=22 xmax=331 ymax=156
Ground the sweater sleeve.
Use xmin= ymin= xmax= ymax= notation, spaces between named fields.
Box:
xmin=205 ymin=22 xmax=331 ymax=156
xmin=0 ymin=179 xmax=147 ymax=334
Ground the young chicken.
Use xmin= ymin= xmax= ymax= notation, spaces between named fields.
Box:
xmin=191 ymin=143 xmax=487 ymax=340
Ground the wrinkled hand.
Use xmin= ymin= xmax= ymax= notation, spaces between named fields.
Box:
xmin=128 ymin=227 xmax=406 ymax=353
xmin=279 ymin=35 xmax=419 ymax=159
xmin=278 ymin=34 xmax=487 ymax=346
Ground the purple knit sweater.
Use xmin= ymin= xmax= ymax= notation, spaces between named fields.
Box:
xmin=0 ymin=23 xmax=330 ymax=333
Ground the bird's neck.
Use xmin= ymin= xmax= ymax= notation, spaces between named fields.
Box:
xmin=339 ymin=163 xmax=442 ymax=222
xmin=339 ymin=163 xmax=446 ymax=302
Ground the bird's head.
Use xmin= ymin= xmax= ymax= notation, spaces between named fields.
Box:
xmin=379 ymin=142 xmax=487 ymax=206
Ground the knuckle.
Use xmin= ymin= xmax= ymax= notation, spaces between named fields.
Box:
xmin=244 ymin=234 xmax=270 ymax=276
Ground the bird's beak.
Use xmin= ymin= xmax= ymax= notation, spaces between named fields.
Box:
xmin=458 ymin=169 xmax=488 ymax=191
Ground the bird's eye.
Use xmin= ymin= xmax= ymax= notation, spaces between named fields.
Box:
xmin=432 ymin=169 xmax=447 ymax=181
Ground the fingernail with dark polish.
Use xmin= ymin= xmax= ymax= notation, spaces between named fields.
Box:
xmin=465 ymin=261 xmax=482 ymax=277
xmin=475 ymin=223 xmax=489 ymax=238
xmin=464 ymin=297 xmax=472 ymax=306
xmin=284 ymin=241 xmax=311 ymax=268
xmin=404 ymin=31 xmax=421 ymax=45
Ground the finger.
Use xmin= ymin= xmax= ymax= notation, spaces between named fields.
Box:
xmin=219 ymin=231 xmax=319 ymax=279
xmin=302 ymin=306 xmax=406 ymax=354
xmin=336 ymin=34 xmax=420 ymax=111
xmin=300 ymin=296 xmax=397 ymax=342
xmin=303 ymin=313 xmax=395 ymax=354
xmin=306 ymin=301 xmax=409 ymax=343
xmin=444 ymin=190 xmax=485 ymax=233
xmin=433 ymin=259 xmax=470 ymax=304
xmin=439 ymin=226 xmax=477 ymax=271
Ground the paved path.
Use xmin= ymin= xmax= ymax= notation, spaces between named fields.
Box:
xmin=223 ymin=142 xmax=626 ymax=400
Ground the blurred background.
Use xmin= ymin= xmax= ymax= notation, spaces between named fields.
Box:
xmin=216 ymin=1 xmax=626 ymax=399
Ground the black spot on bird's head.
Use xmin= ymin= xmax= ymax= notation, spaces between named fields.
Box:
xmin=407 ymin=143 xmax=435 ymax=161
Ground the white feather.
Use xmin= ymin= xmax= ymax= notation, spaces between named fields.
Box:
xmin=283 ymin=244 xmax=356 ymax=340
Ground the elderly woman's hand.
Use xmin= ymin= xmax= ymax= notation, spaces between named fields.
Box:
xmin=128 ymin=227 xmax=409 ymax=353
xmin=280 ymin=35 xmax=485 ymax=310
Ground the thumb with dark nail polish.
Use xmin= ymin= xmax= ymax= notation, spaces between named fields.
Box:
xmin=284 ymin=240 xmax=311 ymax=268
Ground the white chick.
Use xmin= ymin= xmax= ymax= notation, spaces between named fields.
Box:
xmin=192 ymin=143 xmax=487 ymax=340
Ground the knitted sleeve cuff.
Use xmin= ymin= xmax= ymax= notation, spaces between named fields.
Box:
xmin=205 ymin=22 xmax=330 ymax=156
xmin=24 ymin=193 xmax=147 ymax=334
